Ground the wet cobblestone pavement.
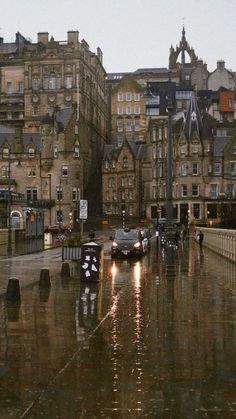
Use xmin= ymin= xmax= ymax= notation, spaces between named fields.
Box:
xmin=0 ymin=237 xmax=236 ymax=418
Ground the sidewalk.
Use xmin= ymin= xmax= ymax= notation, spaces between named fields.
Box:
xmin=0 ymin=247 xmax=62 ymax=297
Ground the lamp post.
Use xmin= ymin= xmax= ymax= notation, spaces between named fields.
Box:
xmin=7 ymin=151 xmax=12 ymax=255
xmin=58 ymin=177 xmax=62 ymax=233
xmin=166 ymin=71 xmax=174 ymax=225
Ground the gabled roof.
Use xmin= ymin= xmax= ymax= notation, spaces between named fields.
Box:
xmin=103 ymin=139 xmax=146 ymax=162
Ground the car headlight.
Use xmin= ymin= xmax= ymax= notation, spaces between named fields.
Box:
xmin=112 ymin=241 xmax=118 ymax=248
xmin=134 ymin=241 xmax=141 ymax=249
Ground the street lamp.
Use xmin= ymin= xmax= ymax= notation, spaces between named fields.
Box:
xmin=7 ymin=151 xmax=12 ymax=255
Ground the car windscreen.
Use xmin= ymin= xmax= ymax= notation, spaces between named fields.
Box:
xmin=115 ymin=230 xmax=139 ymax=240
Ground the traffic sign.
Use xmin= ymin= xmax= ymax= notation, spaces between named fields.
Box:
xmin=79 ymin=200 xmax=88 ymax=219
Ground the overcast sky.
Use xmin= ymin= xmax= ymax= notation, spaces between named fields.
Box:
xmin=1 ymin=0 xmax=235 ymax=74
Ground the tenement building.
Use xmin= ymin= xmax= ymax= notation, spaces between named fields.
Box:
xmin=0 ymin=31 xmax=108 ymax=231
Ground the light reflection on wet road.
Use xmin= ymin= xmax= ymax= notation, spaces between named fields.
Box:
xmin=0 ymin=238 xmax=236 ymax=418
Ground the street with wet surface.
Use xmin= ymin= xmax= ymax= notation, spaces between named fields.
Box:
xmin=0 ymin=236 xmax=236 ymax=418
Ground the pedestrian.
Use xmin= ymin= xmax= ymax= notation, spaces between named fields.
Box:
xmin=174 ymin=230 xmax=180 ymax=246
xmin=198 ymin=230 xmax=204 ymax=248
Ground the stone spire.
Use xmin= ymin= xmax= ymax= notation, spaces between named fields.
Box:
xmin=183 ymin=93 xmax=203 ymax=140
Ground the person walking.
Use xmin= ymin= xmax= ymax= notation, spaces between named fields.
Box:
xmin=198 ymin=230 xmax=204 ymax=248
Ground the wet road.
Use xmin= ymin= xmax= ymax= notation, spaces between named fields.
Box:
xmin=0 ymin=237 xmax=236 ymax=418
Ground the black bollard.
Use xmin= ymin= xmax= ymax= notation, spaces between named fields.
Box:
xmin=6 ymin=277 xmax=21 ymax=302
xmin=61 ymin=262 xmax=71 ymax=277
xmin=39 ymin=268 xmax=51 ymax=287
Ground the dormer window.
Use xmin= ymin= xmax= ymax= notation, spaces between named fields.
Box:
xmin=180 ymin=144 xmax=187 ymax=154
xmin=105 ymin=160 xmax=109 ymax=169
xmin=123 ymin=157 xmax=128 ymax=169
xmin=192 ymin=144 xmax=198 ymax=154
xmin=112 ymin=160 xmax=116 ymax=169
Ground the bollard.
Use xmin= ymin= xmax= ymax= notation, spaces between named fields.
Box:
xmin=6 ymin=277 xmax=21 ymax=302
xmin=39 ymin=268 xmax=51 ymax=287
xmin=61 ymin=262 xmax=71 ymax=277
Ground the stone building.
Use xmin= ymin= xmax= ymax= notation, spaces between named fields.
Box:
xmin=102 ymin=139 xmax=146 ymax=220
xmin=0 ymin=31 xmax=108 ymax=229
xmin=143 ymin=93 xmax=236 ymax=227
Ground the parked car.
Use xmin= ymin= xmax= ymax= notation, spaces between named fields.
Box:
xmin=110 ymin=228 xmax=144 ymax=258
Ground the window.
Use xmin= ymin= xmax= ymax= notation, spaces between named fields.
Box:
xmin=7 ymin=112 xmax=12 ymax=120
xmin=192 ymin=162 xmax=198 ymax=175
xmin=56 ymin=186 xmax=62 ymax=201
xmin=210 ymin=184 xmax=218 ymax=199
xmin=180 ymin=162 xmax=188 ymax=176
xmin=125 ymin=119 xmax=132 ymax=131
xmin=49 ymin=74 xmax=56 ymax=89
xmin=2 ymin=148 xmax=9 ymax=158
xmin=193 ymin=203 xmax=200 ymax=218
xmin=227 ymin=184 xmax=234 ymax=198
xmin=112 ymin=160 xmax=116 ymax=169
xmin=192 ymin=144 xmax=198 ymax=154
xmin=28 ymin=148 xmax=35 ymax=158
xmin=153 ymin=167 xmax=157 ymax=179
xmin=112 ymin=191 xmax=117 ymax=201
xmin=32 ymin=106 xmax=39 ymax=116
xmin=54 ymin=146 xmax=58 ymax=158
xmin=134 ymin=93 xmax=140 ymax=101
xmin=61 ymin=165 xmax=68 ymax=177
xmin=152 ymin=130 xmax=157 ymax=142
xmin=129 ymin=190 xmax=133 ymax=200
xmin=146 ymin=108 xmax=160 ymax=116
xmin=152 ymin=146 xmax=157 ymax=160
xmin=72 ymin=187 xmax=80 ymax=201
xmin=153 ymin=185 xmax=157 ymax=199
xmin=181 ymin=185 xmax=187 ymax=197
xmin=56 ymin=210 xmax=63 ymax=222
xmin=134 ymin=119 xmax=140 ymax=131
xmin=117 ymin=135 xmax=123 ymax=147
xmin=6 ymin=82 xmax=12 ymax=94
xmin=108 ymin=177 xmax=115 ymax=187
xmin=214 ymin=162 xmax=222 ymax=175
xmin=74 ymin=145 xmax=80 ymax=158
xmin=233 ymin=145 xmax=236 ymax=155
xmin=126 ymin=93 xmax=131 ymax=101
xmin=18 ymin=81 xmax=24 ymax=93
xmin=128 ymin=176 xmax=134 ymax=186
xmin=27 ymin=166 xmax=36 ymax=177
xmin=26 ymin=188 xmax=38 ymax=201
xmin=134 ymin=105 xmax=140 ymax=114
xmin=176 ymin=90 xmax=191 ymax=100
xmin=117 ymin=120 xmax=123 ymax=132
xmin=1 ymin=166 xmax=9 ymax=178
xmin=117 ymin=105 xmax=123 ymax=115
xmin=121 ymin=177 xmax=126 ymax=187
xmin=117 ymin=93 xmax=123 ymax=102
xmin=230 ymin=163 xmax=236 ymax=175
xmin=180 ymin=144 xmax=187 ymax=154
xmin=65 ymin=75 xmax=73 ymax=89
xmin=126 ymin=105 xmax=131 ymax=115
xmin=205 ymin=144 xmax=210 ymax=153
xmin=123 ymin=157 xmax=128 ymax=169
xmin=32 ymin=78 xmax=40 ymax=90
xmin=192 ymin=184 xmax=199 ymax=197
